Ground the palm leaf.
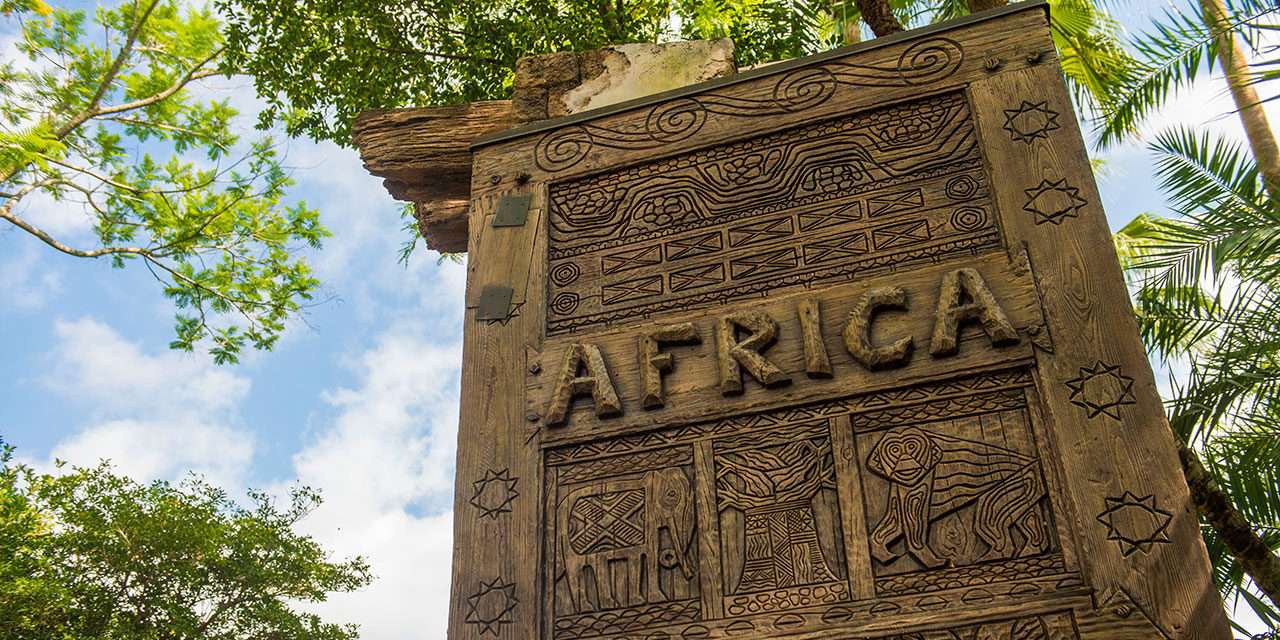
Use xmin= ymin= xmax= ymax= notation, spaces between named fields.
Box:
xmin=1096 ymin=0 xmax=1280 ymax=147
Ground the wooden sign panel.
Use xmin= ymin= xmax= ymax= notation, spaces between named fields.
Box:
xmin=449 ymin=4 xmax=1231 ymax=639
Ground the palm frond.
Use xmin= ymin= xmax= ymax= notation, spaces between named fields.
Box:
xmin=1095 ymin=0 xmax=1280 ymax=148
xmin=1046 ymin=0 xmax=1137 ymax=114
xmin=1124 ymin=128 xmax=1275 ymax=292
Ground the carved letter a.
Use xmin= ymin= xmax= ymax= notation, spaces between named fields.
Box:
xmin=544 ymin=343 xmax=622 ymax=427
xmin=929 ymin=268 xmax=1020 ymax=357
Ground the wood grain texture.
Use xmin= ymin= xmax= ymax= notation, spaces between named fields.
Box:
xmin=444 ymin=5 xmax=1231 ymax=639
xmin=447 ymin=187 xmax=546 ymax=640
xmin=969 ymin=62 xmax=1230 ymax=638
xmin=352 ymin=101 xmax=513 ymax=252
xmin=469 ymin=8 xmax=1055 ymax=201
xmin=528 ymin=252 xmax=1048 ymax=446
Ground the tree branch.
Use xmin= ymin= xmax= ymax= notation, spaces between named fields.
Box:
xmin=94 ymin=60 xmax=222 ymax=117
xmin=854 ymin=0 xmax=903 ymax=37
xmin=54 ymin=0 xmax=163 ymax=139
xmin=0 ymin=203 xmax=148 ymax=259
xmin=1180 ymin=440 xmax=1280 ymax=606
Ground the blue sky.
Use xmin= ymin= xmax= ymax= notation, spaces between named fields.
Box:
xmin=1 ymin=1 xmax=1276 ymax=637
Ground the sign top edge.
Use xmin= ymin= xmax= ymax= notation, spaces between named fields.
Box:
xmin=470 ymin=0 xmax=1050 ymax=151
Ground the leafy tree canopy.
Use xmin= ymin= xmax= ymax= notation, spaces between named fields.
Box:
xmin=216 ymin=0 xmax=1132 ymax=145
xmin=1 ymin=0 xmax=329 ymax=364
xmin=0 ymin=443 xmax=372 ymax=640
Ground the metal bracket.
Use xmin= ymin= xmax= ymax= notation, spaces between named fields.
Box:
xmin=476 ymin=285 xmax=514 ymax=321
xmin=492 ymin=194 xmax=532 ymax=227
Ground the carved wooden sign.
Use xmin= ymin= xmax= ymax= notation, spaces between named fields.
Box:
xmin=449 ymin=4 xmax=1231 ymax=638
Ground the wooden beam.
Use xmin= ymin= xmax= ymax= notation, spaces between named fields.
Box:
xmin=352 ymin=101 xmax=513 ymax=253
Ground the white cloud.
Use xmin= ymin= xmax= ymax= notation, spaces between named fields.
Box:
xmin=36 ymin=317 xmax=255 ymax=488
xmin=46 ymin=317 xmax=250 ymax=415
xmin=48 ymin=418 xmax=253 ymax=491
xmin=281 ymin=329 xmax=463 ymax=639
xmin=0 ymin=244 xmax=63 ymax=310
xmin=8 ymin=189 xmax=99 ymax=239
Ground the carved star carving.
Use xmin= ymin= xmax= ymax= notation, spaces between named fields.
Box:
xmin=465 ymin=577 xmax=519 ymax=636
xmin=1003 ymin=100 xmax=1060 ymax=143
xmin=1065 ymin=361 xmax=1136 ymax=420
xmin=470 ymin=468 xmax=519 ymax=519
xmin=1097 ymin=492 xmax=1173 ymax=557
xmin=1023 ymin=178 xmax=1088 ymax=225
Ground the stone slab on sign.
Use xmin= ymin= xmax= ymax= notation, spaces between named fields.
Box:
xmin=446 ymin=3 xmax=1232 ymax=639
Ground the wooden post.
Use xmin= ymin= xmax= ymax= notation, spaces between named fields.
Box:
xmin=367 ymin=3 xmax=1233 ymax=638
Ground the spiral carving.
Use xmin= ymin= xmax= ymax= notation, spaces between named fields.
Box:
xmin=535 ymin=125 xmax=594 ymax=172
xmin=644 ymin=98 xmax=707 ymax=142
xmin=533 ymin=37 xmax=964 ymax=173
xmin=772 ymin=67 xmax=837 ymax=113
xmin=896 ymin=37 xmax=964 ymax=85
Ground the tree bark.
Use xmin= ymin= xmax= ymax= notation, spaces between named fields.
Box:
xmin=1179 ymin=441 xmax=1280 ymax=606
xmin=966 ymin=0 xmax=1006 ymax=12
xmin=1200 ymin=0 xmax=1280 ymax=197
xmin=854 ymin=0 xmax=902 ymax=37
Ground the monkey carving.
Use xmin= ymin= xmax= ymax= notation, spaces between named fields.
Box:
xmin=865 ymin=427 xmax=1048 ymax=569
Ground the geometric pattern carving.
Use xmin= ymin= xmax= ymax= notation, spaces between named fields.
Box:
xmin=601 ymin=275 xmax=663 ymax=304
xmin=868 ymin=188 xmax=925 ymax=217
xmin=1097 ymin=492 xmax=1173 ymax=557
xmin=602 ymin=245 xmax=662 ymax=274
xmin=730 ymin=247 xmax=799 ymax=279
xmin=1022 ymin=178 xmax=1087 ymax=225
xmin=799 ymin=201 xmax=863 ymax=231
xmin=670 ymin=263 xmax=726 ymax=292
xmin=542 ymin=368 xmax=1077 ymax=638
xmin=802 ymin=231 xmax=869 ymax=265
xmin=950 ymin=206 xmax=988 ymax=232
xmin=554 ymin=600 xmax=701 ymax=640
xmin=470 ymin=468 xmax=519 ymax=519
xmin=666 ymin=231 xmax=723 ymax=260
xmin=871 ymin=219 xmax=931 ymax=250
xmin=1065 ymin=361 xmax=1136 ymax=420
xmin=1003 ymin=100 xmax=1060 ymax=144
xmin=729 ymin=216 xmax=794 ymax=247
xmin=944 ymin=174 xmax=980 ymax=200
xmin=550 ymin=261 xmax=582 ymax=285
xmin=568 ymin=489 xmax=646 ymax=554
xmin=544 ymin=91 xmax=1003 ymax=334
xmin=875 ymin=555 xmax=1065 ymax=596
xmin=465 ymin=576 xmax=519 ymax=637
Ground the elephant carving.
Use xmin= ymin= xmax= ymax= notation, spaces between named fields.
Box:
xmin=866 ymin=427 xmax=1049 ymax=569
xmin=557 ymin=467 xmax=696 ymax=613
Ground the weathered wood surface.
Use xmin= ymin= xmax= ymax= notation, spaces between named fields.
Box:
xmin=444 ymin=3 xmax=1232 ymax=639
xmin=527 ymin=252 xmax=1049 ymax=446
xmin=352 ymin=101 xmax=513 ymax=252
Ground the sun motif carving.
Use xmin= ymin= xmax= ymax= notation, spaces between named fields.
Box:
xmin=1023 ymin=178 xmax=1088 ymax=225
xmin=1065 ymin=361 xmax=1136 ymax=420
xmin=1003 ymin=100 xmax=1060 ymax=143
xmin=470 ymin=468 xmax=519 ymax=519
xmin=1097 ymin=492 xmax=1173 ymax=557
xmin=465 ymin=577 xmax=519 ymax=636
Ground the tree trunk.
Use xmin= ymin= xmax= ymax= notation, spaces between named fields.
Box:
xmin=1200 ymin=0 xmax=1280 ymax=197
xmin=966 ymin=0 xmax=1006 ymax=12
xmin=1179 ymin=441 xmax=1280 ymax=606
xmin=854 ymin=0 xmax=902 ymax=37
